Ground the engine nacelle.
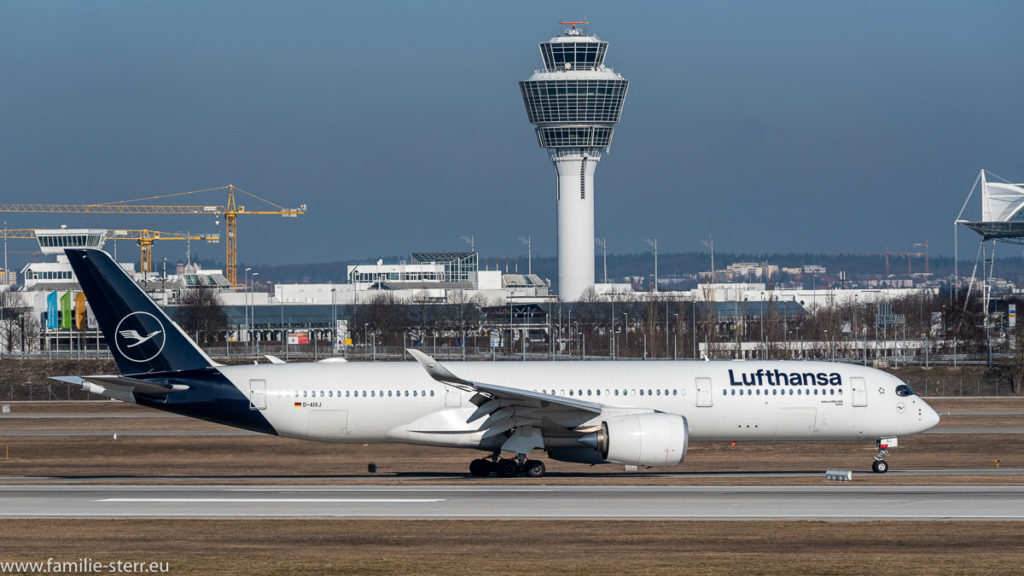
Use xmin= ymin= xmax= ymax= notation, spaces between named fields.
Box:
xmin=576 ymin=413 xmax=689 ymax=467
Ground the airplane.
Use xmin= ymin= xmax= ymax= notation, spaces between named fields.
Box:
xmin=54 ymin=248 xmax=940 ymax=478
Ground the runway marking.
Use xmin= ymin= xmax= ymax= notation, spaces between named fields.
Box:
xmin=99 ymin=498 xmax=445 ymax=503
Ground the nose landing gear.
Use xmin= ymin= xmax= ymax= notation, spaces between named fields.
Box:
xmin=872 ymin=437 xmax=897 ymax=473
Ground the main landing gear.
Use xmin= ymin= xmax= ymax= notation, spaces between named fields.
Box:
xmin=470 ymin=452 xmax=546 ymax=478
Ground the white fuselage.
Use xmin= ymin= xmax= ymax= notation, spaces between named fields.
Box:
xmin=217 ymin=360 xmax=939 ymax=450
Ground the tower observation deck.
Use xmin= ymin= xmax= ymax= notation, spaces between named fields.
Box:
xmin=520 ymin=22 xmax=628 ymax=301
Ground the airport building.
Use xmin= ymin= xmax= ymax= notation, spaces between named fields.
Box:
xmin=520 ymin=22 xmax=629 ymax=301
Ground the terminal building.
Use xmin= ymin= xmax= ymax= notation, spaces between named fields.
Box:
xmin=275 ymin=251 xmax=550 ymax=306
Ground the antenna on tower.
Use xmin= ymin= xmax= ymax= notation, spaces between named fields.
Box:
xmin=559 ymin=20 xmax=589 ymax=35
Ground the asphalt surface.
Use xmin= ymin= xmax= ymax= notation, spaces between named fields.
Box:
xmin=0 ymin=484 xmax=1021 ymax=520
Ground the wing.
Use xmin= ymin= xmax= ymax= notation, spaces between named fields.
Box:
xmin=51 ymin=375 xmax=189 ymax=402
xmin=407 ymin=349 xmax=647 ymax=455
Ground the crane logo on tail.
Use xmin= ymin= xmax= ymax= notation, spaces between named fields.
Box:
xmin=114 ymin=312 xmax=166 ymax=363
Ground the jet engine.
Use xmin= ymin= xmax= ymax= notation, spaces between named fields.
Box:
xmin=556 ymin=413 xmax=688 ymax=467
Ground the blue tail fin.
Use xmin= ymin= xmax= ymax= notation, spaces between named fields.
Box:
xmin=66 ymin=248 xmax=214 ymax=375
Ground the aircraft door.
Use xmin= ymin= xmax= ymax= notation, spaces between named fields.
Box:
xmin=249 ymin=379 xmax=267 ymax=410
xmin=851 ymin=377 xmax=867 ymax=407
xmin=695 ymin=377 xmax=713 ymax=407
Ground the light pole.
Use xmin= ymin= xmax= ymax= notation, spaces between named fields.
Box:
xmin=610 ymin=300 xmax=615 ymax=359
xmin=461 ymin=234 xmax=475 ymax=252
xmin=595 ymin=237 xmax=608 ymax=284
xmin=702 ymin=235 xmax=715 ymax=283
xmin=243 ymin=267 xmax=252 ymax=350
xmin=331 ymin=286 xmax=337 ymax=356
xmin=519 ymin=236 xmax=532 ymax=276
xmin=645 ymin=238 xmax=658 ymax=292
xmin=623 ymin=312 xmax=628 ymax=357
xmin=673 ymin=313 xmax=679 ymax=360
xmin=250 ymin=272 xmax=259 ymax=355
xmin=692 ymin=301 xmax=697 ymax=358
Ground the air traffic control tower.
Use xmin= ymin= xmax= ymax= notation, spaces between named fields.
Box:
xmin=520 ymin=22 xmax=628 ymax=301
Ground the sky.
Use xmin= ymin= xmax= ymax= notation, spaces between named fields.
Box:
xmin=2 ymin=1 xmax=1023 ymax=270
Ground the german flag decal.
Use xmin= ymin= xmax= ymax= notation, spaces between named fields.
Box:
xmin=294 ymin=402 xmax=302 ymax=407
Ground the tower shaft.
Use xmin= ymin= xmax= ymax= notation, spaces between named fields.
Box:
xmin=553 ymin=149 xmax=600 ymax=300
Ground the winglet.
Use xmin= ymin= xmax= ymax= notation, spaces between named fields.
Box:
xmin=407 ymin=348 xmax=473 ymax=387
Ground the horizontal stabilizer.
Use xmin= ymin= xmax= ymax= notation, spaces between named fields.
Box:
xmin=52 ymin=375 xmax=190 ymax=395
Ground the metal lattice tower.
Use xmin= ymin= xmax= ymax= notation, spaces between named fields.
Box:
xmin=520 ymin=22 xmax=629 ymax=300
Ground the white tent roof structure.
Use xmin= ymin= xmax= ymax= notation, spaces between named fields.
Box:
xmin=958 ymin=170 xmax=1024 ymax=240
xmin=981 ymin=170 xmax=1024 ymax=223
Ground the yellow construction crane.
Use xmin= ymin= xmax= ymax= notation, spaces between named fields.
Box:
xmin=0 ymin=185 xmax=305 ymax=287
xmin=1 ymin=228 xmax=220 ymax=275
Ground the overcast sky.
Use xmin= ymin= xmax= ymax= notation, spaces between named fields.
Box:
xmin=2 ymin=1 xmax=1022 ymax=270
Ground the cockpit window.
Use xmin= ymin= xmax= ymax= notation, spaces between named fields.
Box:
xmin=895 ymin=384 xmax=916 ymax=397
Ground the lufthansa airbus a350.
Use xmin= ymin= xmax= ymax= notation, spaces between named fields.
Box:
xmin=55 ymin=249 xmax=940 ymax=478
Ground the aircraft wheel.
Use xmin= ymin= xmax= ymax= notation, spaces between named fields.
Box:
xmin=872 ymin=460 xmax=889 ymax=473
xmin=470 ymin=458 xmax=493 ymax=477
xmin=495 ymin=458 xmax=519 ymax=478
xmin=523 ymin=460 xmax=546 ymax=478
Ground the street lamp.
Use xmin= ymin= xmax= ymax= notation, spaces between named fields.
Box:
xmin=519 ymin=236 xmax=532 ymax=276
xmin=701 ymin=235 xmax=715 ymax=283
xmin=244 ymin=267 xmax=252 ymax=346
xmin=461 ymin=234 xmax=475 ymax=252
xmin=645 ymin=238 xmax=658 ymax=292
xmin=250 ymin=272 xmax=259 ymax=354
xmin=623 ymin=312 xmax=628 ymax=357
xmin=672 ymin=313 xmax=679 ymax=360
xmin=330 ymin=286 xmax=337 ymax=355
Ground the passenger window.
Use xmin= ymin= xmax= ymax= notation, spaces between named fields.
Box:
xmin=639 ymin=390 xmax=644 ymax=396
xmin=430 ymin=390 xmax=434 ymax=397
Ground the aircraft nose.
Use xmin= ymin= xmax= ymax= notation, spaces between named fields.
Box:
xmin=922 ymin=404 xmax=940 ymax=431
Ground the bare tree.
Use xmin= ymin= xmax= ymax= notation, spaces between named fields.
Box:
xmin=0 ymin=290 xmax=35 ymax=354
xmin=175 ymin=288 xmax=228 ymax=347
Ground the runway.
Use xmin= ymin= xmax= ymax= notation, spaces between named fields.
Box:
xmin=0 ymin=484 xmax=1021 ymax=521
